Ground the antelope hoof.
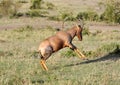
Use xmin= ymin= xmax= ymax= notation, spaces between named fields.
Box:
xmin=82 ymin=58 xmax=89 ymax=60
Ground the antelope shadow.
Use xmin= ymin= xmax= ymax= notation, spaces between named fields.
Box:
xmin=32 ymin=80 xmax=44 ymax=84
xmin=63 ymin=47 xmax=120 ymax=68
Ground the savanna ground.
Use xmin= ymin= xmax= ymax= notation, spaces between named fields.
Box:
xmin=0 ymin=0 xmax=120 ymax=85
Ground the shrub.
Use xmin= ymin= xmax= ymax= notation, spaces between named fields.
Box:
xmin=100 ymin=4 xmax=115 ymax=23
xmin=26 ymin=10 xmax=48 ymax=17
xmin=87 ymin=11 xmax=99 ymax=21
xmin=0 ymin=0 xmax=13 ymax=16
xmin=0 ymin=0 xmax=21 ymax=17
xmin=100 ymin=0 xmax=120 ymax=24
xmin=60 ymin=11 xmax=75 ymax=21
xmin=48 ymin=11 xmax=75 ymax=21
xmin=30 ymin=0 xmax=43 ymax=9
xmin=76 ymin=11 xmax=99 ymax=21
xmin=46 ymin=2 xmax=55 ymax=10
xmin=76 ymin=12 xmax=88 ymax=20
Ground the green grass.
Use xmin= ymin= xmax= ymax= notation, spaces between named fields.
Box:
xmin=0 ymin=27 xmax=120 ymax=85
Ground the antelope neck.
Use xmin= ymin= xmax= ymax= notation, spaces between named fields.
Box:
xmin=67 ymin=27 xmax=77 ymax=39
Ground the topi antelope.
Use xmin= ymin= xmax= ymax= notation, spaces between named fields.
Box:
xmin=38 ymin=22 xmax=87 ymax=71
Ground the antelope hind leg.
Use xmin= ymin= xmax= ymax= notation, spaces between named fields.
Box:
xmin=40 ymin=59 xmax=48 ymax=71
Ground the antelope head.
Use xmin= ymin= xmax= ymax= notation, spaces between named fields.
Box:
xmin=76 ymin=19 xmax=84 ymax=41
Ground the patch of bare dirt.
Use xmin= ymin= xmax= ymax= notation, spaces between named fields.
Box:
xmin=89 ymin=24 xmax=120 ymax=32
xmin=0 ymin=18 xmax=120 ymax=32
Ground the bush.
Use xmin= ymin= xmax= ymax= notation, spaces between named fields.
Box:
xmin=60 ymin=11 xmax=75 ymax=21
xmin=0 ymin=0 xmax=13 ymax=16
xmin=87 ymin=11 xmax=99 ymax=21
xmin=76 ymin=11 xmax=99 ymax=21
xmin=48 ymin=11 xmax=75 ymax=21
xmin=100 ymin=0 xmax=120 ymax=24
xmin=46 ymin=2 xmax=55 ymax=10
xmin=76 ymin=12 xmax=88 ymax=20
xmin=0 ymin=0 xmax=21 ymax=17
xmin=26 ymin=10 xmax=49 ymax=17
xmin=30 ymin=0 xmax=43 ymax=9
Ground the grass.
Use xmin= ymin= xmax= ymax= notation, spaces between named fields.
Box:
xmin=0 ymin=0 xmax=120 ymax=84
xmin=0 ymin=27 xmax=120 ymax=85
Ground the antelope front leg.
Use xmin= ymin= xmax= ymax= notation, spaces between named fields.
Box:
xmin=74 ymin=48 xmax=88 ymax=60
xmin=68 ymin=43 xmax=88 ymax=60
xmin=40 ymin=59 xmax=48 ymax=71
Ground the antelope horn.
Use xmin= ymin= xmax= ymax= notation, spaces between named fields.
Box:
xmin=76 ymin=18 xmax=84 ymax=28
xmin=62 ymin=17 xmax=68 ymax=29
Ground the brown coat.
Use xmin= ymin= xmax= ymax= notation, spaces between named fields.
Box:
xmin=38 ymin=25 xmax=82 ymax=60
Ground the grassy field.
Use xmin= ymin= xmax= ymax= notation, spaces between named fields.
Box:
xmin=0 ymin=0 xmax=120 ymax=85
xmin=0 ymin=26 xmax=120 ymax=85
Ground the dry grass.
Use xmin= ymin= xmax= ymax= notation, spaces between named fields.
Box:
xmin=0 ymin=26 xmax=120 ymax=85
xmin=0 ymin=0 xmax=120 ymax=85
